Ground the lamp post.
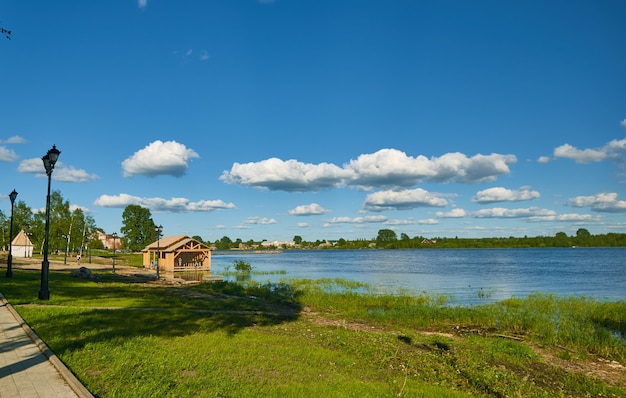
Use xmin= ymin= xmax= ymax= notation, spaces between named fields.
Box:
xmin=62 ymin=234 xmax=69 ymax=265
xmin=111 ymin=232 xmax=118 ymax=273
xmin=6 ymin=189 xmax=18 ymax=278
xmin=39 ymin=145 xmax=60 ymax=300
xmin=155 ymin=225 xmax=162 ymax=279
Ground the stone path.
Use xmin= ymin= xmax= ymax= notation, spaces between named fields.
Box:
xmin=0 ymin=292 xmax=93 ymax=398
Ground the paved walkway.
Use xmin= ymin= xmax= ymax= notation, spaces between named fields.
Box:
xmin=0 ymin=293 xmax=93 ymax=398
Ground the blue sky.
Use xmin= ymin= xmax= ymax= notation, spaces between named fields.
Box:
xmin=1 ymin=0 xmax=625 ymax=243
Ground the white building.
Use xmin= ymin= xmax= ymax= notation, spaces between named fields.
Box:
xmin=11 ymin=230 xmax=33 ymax=258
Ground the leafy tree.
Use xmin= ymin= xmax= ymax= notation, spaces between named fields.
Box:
xmin=293 ymin=235 xmax=303 ymax=245
xmin=191 ymin=235 xmax=204 ymax=243
xmin=216 ymin=236 xmax=233 ymax=250
xmin=553 ymin=232 xmax=570 ymax=247
xmin=376 ymin=229 xmax=398 ymax=248
xmin=120 ymin=205 xmax=155 ymax=252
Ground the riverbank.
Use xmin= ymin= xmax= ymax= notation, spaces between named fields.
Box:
xmin=0 ymin=264 xmax=624 ymax=397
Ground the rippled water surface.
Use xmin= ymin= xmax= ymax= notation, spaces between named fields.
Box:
xmin=212 ymin=248 xmax=625 ymax=304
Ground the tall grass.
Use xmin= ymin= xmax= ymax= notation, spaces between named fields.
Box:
xmin=1 ymin=269 xmax=624 ymax=397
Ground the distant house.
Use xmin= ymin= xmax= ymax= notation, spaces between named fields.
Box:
xmin=12 ymin=230 xmax=34 ymax=258
xmin=96 ymin=230 xmax=122 ymax=250
xmin=141 ymin=235 xmax=211 ymax=273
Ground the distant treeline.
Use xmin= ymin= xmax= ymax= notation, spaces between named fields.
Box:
xmin=324 ymin=231 xmax=626 ymax=250
xmin=213 ymin=228 xmax=626 ymax=250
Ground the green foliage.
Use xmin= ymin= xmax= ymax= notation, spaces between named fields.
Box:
xmin=376 ymin=229 xmax=398 ymax=248
xmin=120 ymin=205 xmax=155 ymax=252
xmin=233 ymin=259 xmax=252 ymax=273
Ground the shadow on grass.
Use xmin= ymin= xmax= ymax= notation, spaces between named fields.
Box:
xmin=0 ymin=269 xmax=303 ymax=356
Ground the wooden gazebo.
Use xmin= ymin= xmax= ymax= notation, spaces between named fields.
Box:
xmin=142 ymin=235 xmax=211 ymax=273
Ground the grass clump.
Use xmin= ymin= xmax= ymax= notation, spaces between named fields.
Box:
xmin=1 ymin=269 xmax=625 ymax=397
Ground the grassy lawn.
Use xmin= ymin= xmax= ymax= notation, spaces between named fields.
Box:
xmin=0 ymin=267 xmax=625 ymax=397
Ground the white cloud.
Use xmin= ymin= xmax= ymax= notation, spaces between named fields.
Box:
xmin=94 ymin=193 xmax=235 ymax=212
xmin=138 ymin=0 xmax=147 ymax=9
xmin=568 ymin=192 xmax=626 ymax=213
xmin=221 ymin=158 xmax=350 ymax=191
xmin=556 ymin=213 xmax=595 ymax=221
xmin=0 ymin=147 xmax=19 ymax=162
xmin=364 ymin=188 xmax=449 ymax=212
xmin=553 ymin=134 xmax=626 ymax=165
xmin=0 ymin=135 xmax=26 ymax=144
xmin=472 ymin=207 xmax=556 ymax=219
xmin=53 ymin=165 xmax=100 ymax=183
xmin=553 ymin=143 xmax=606 ymax=163
xmin=288 ymin=203 xmax=330 ymax=216
xmin=122 ymin=140 xmax=199 ymax=177
xmin=221 ymin=148 xmax=517 ymax=192
xmin=473 ymin=186 xmax=540 ymax=204
xmin=436 ymin=208 xmax=467 ymax=218
xmin=326 ymin=215 xmax=387 ymax=224
xmin=418 ymin=218 xmax=439 ymax=225
xmin=620 ymin=119 xmax=626 ymax=129
xmin=244 ymin=217 xmax=277 ymax=225
xmin=537 ymin=156 xmax=551 ymax=163
xmin=17 ymin=159 xmax=98 ymax=182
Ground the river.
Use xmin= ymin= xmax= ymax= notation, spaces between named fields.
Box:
xmin=211 ymin=247 xmax=625 ymax=305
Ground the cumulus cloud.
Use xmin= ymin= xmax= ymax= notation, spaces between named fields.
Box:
xmin=436 ymin=208 xmax=467 ymax=218
xmin=473 ymin=186 xmax=540 ymax=204
xmin=288 ymin=203 xmax=330 ymax=216
xmin=17 ymin=159 xmax=98 ymax=182
xmin=537 ymin=156 xmax=551 ymax=163
xmin=220 ymin=158 xmax=350 ymax=191
xmin=0 ymin=135 xmax=26 ymax=144
xmin=94 ymin=193 xmax=235 ymax=212
xmin=553 ymin=144 xmax=606 ymax=164
xmin=621 ymin=119 xmax=626 ymax=129
xmin=244 ymin=217 xmax=277 ymax=225
xmin=568 ymin=192 xmax=626 ymax=213
xmin=363 ymin=188 xmax=449 ymax=212
xmin=221 ymin=148 xmax=516 ymax=192
xmin=472 ymin=207 xmax=556 ymax=219
xmin=122 ymin=140 xmax=199 ymax=177
xmin=553 ymin=135 xmax=626 ymax=165
xmin=0 ymin=147 xmax=19 ymax=162
xmin=325 ymin=215 xmax=387 ymax=224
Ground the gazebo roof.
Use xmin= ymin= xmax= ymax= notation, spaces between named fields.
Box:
xmin=142 ymin=235 xmax=211 ymax=252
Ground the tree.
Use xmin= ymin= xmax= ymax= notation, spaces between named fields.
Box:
xmin=120 ymin=205 xmax=155 ymax=252
xmin=376 ymin=229 xmax=398 ymax=248
xmin=216 ymin=236 xmax=233 ymax=250
xmin=554 ymin=231 xmax=570 ymax=247
xmin=293 ymin=235 xmax=303 ymax=245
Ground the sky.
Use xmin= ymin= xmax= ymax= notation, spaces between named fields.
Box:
xmin=1 ymin=0 xmax=626 ymax=243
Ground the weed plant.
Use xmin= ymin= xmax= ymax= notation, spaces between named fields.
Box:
xmin=1 ymin=269 xmax=624 ymax=397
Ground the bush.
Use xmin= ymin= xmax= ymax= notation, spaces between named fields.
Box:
xmin=233 ymin=259 xmax=252 ymax=273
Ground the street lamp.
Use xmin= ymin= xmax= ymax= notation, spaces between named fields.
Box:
xmin=6 ymin=189 xmax=18 ymax=278
xmin=155 ymin=225 xmax=162 ymax=279
xmin=39 ymin=144 xmax=60 ymax=300
xmin=111 ymin=232 xmax=118 ymax=273
xmin=62 ymin=234 xmax=69 ymax=265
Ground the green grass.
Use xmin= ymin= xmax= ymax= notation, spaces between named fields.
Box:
xmin=1 ymin=269 xmax=625 ymax=397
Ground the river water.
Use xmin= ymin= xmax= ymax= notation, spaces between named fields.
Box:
xmin=211 ymin=248 xmax=625 ymax=305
